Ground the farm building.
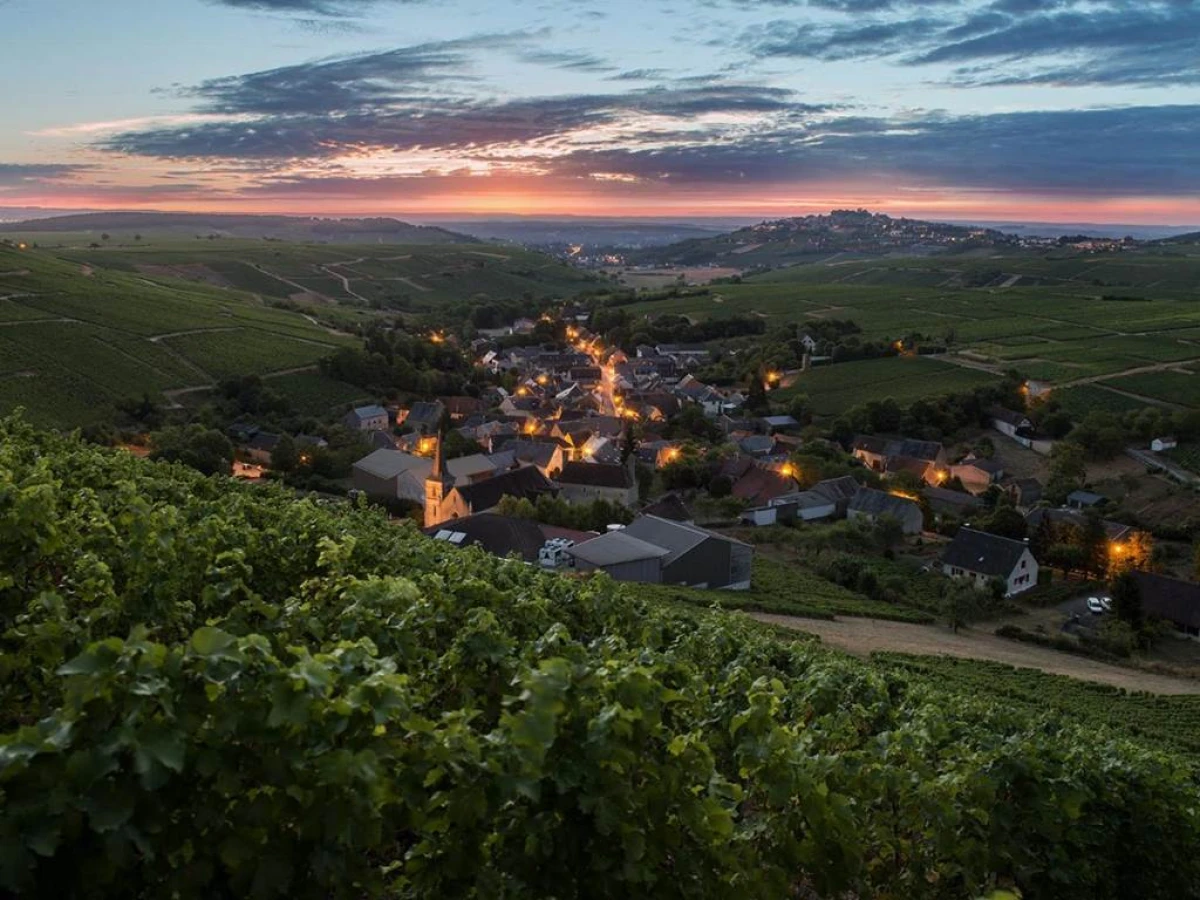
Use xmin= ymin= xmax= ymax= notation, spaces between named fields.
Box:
xmin=424 ymin=513 xmax=596 ymax=565
xmin=847 ymin=488 xmax=924 ymax=534
xmin=941 ymin=528 xmax=1038 ymax=596
xmin=989 ymin=407 xmax=1033 ymax=440
xmin=1151 ymin=436 xmax=1178 ymax=452
xmin=567 ymin=516 xmax=753 ymax=590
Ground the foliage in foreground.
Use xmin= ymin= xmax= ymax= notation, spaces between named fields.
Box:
xmin=1 ymin=419 xmax=1198 ymax=899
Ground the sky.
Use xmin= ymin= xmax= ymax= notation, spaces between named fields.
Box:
xmin=2 ymin=0 xmax=1199 ymax=223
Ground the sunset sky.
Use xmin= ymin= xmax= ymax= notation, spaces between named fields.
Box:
xmin=2 ymin=0 xmax=1199 ymax=223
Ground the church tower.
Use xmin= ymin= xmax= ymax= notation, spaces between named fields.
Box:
xmin=424 ymin=431 xmax=452 ymax=528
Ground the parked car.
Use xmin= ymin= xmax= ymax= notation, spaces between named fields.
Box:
xmin=1086 ymin=596 xmax=1106 ymax=615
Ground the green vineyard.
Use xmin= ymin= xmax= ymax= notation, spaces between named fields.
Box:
xmin=1 ymin=418 xmax=1198 ymax=899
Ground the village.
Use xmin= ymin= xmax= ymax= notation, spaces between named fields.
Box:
xmin=220 ymin=304 xmax=1200 ymax=650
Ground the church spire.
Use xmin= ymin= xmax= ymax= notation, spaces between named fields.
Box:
xmin=424 ymin=427 xmax=452 ymax=529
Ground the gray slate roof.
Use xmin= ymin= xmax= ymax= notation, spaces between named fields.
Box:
xmin=848 ymin=487 xmax=920 ymax=519
xmin=568 ymin=531 xmax=670 ymax=566
xmin=941 ymin=527 xmax=1030 ymax=578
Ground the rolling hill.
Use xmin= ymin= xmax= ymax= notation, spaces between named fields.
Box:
xmin=630 ymin=209 xmax=1022 ymax=268
xmin=0 ymin=211 xmax=475 ymax=245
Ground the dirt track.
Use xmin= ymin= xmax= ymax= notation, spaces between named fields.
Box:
xmin=750 ymin=613 xmax=1200 ymax=695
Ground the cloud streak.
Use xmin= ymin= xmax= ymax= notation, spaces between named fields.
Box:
xmin=738 ymin=0 xmax=1200 ymax=87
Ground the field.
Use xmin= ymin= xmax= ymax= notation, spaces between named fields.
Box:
xmin=0 ymin=244 xmax=359 ymax=427
xmin=1109 ymin=370 xmax=1200 ymax=408
xmin=778 ymin=355 xmax=997 ymax=414
xmin=624 ymin=249 xmax=1200 ymax=407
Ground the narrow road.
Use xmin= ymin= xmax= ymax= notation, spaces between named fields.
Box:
xmin=147 ymin=326 xmax=240 ymax=343
xmin=0 ymin=317 xmax=81 ymax=327
xmin=319 ymin=261 xmax=371 ymax=303
xmin=750 ymin=613 xmax=1200 ymax=695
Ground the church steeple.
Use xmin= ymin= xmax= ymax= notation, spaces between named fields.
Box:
xmin=424 ymin=429 xmax=453 ymax=528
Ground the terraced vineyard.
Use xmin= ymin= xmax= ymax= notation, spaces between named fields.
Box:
xmin=623 ymin=250 xmax=1200 ymax=407
xmin=0 ymin=244 xmax=358 ymax=427
xmin=32 ymin=238 xmax=600 ymax=312
xmin=778 ymin=355 xmax=998 ymax=414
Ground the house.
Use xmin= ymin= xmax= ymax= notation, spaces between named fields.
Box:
xmin=851 ymin=436 xmax=947 ymax=484
xmin=738 ymin=435 xmax=777 ymax=458
xmin=428 ymin=465 xmax=559 ymax=526
xmin=730 ymin=467 xmax=796 ymax=506
xmin=402 ymin=400 xmax=445 ymax=434
xmin=941 ymin=528 xmax=1038 ymax=596
xmin=798 ymin=333 xmax=819 ymax=353
xmin=445 ymin=453 xmax=499 ymax=485
xmin=1131 ymin=572 xmax=1200 ymax=638
xmin=440 ymin=396 xmax=484 ymax=422
xmin=951 ymin=457 xmax=1006 ymax=493
xmin=243 ymin=431 xmax=280 ymax=465
xmin=923 ymin=486 xmax=984 ymax=519
xmin=343 ymin=404 xmax=390 ymax=432
xmin=847 ymin=488 xmax=924 ymax=534
xmin=654 ymin=344 xmax=710 ymax=366
xmin=567 ymin=515 xmax=753 ymax=590
xmin=758 ymin=415 xmax=800 ymax=434
xmin=1151 ymin=436 xmax=1178 ymax=453
xmin=494 ymin=439 xmax=565 ymax=479
xmin=1067 ymin=490 xmax=1106 ymax=511
xmin=424 ymin=512 xmax=596 ymax=564
xmin=1002 ymin=477 xmax=1043 ymax=510
xmin=556 ymin=461 xmax=638 ymax=507
xmin=989 ymin=407 xmax=1033 ymax=440
xmin=352 ymin=449 xmax=433 ymax=503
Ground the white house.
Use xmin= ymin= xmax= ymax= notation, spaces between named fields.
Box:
xmin=1152 ymin=436 xmax=1178 ymax=452
xmin=940 ymin=527 xmax=1038 ymax=597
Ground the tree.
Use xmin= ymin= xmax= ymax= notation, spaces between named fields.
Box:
xmin=942 ymin=582 xmax=980 ymax=634
xmin=983 ymin=500 xmax=1027 ymax=541
xmin=745 ymin=370 xmax=768 ymax=413
xmin=1046 ymin=441 xmax=1087 ymax=503
xmin=1110 ymin=570 xmax=1145 ymax=631
xmin=149 ymin=424 xmax=233 ymax=476
xmin=271 ymin=435 xmax=299 ymax=474
xmin=1080 ymin=511 xmax=1108 ymax=578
